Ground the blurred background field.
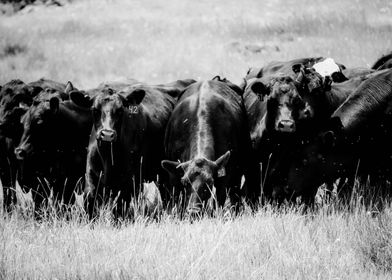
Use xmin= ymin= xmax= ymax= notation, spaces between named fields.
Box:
xmin=0 ymin=0 xmax=391 ymax=88
xmin=1 ymin=0 xmax=392 ymax=279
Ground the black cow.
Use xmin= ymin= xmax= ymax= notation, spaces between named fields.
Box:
xmin=372 ymin=52 xmax=392 ymax=70
xmin=0 ymin=79 xmax=71 ymax=206
xmin=278 ymin=69 xmax=392 ymax=203
xmin=84 ymin=80 xmax=195 ymax=214
xmin=161 ymin=79 xmax=258 ymax=213
xmin=242 ymin=73 xmax=311 ymax=200
xmin=342 ymin=67 xmax=375 ymax=80
xmin=14 ymin=87 xmax=92 ymax=205
xmin=293 ymin=65 xmax=375 ymax=130
xmin=245 ymin=57 xmax=347 ymax=83
xmin=242 ymin=64 xmax=371 ymax=201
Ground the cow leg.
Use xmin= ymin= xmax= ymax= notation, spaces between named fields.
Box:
xmin=85 ymin=145 xmax=103 ymax=217
xmin=337 ymin=177 xmax=353 ymax=204
xmin=0 ymin=139 xmax=16 ymax=209
xmin=215 ymin=182 xmax=227 ymax=210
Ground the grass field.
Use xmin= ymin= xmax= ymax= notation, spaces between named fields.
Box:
xmin=0 ymin=0 xmax=392 ymax=88
xmin=1 ymin=0 xmax=392 ymax=279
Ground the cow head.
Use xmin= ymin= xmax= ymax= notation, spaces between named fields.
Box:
xmin=292 ymin=64 xmax=335 ymax=124
xmin=15 ymin=96 xmax=61 ymax=161
xmin=0 ymin=80 xmax=40 ymax=140
xmin=312 ymin=58 xmax=348 ymax=83
xmin=14 ymin=82 xmax=77 ymax=161
xmin=161 ymin=151 xmax=230 ymax=213
xmin=92 ymin=87 xmax=145 ymax=143
xmin=0 ymin=80 xmax=74 ymax=143
xmin=250 ymin=75 xmax=307 ymax=133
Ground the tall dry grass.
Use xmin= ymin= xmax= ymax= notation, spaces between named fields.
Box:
xmin=1 ymin=199 xmax=392 ymax=279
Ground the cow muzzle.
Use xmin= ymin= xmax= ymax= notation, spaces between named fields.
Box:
xmin=277 ymin=120 xmax=296 ymax=133
xmin=97 ymin=129 xmax=117 ymax=142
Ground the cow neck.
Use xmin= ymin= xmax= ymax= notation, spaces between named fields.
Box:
xmin=332 ymin=70 xmax=392 ymax=133
xmin=56 ymin=102 xmax=91 ymax=151
xmin=191 ymin=82 xmax=215 ymax=161
xmin=325 ymin=85 xmax=352 ymax=114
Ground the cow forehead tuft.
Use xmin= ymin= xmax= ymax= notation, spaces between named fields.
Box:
xmin=94 ymin=91 xmax=123 ymax=107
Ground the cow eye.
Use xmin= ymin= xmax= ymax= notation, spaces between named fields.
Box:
xmin=293 ymin=97 xmax=304 ymax=108
xmin=92 ymin=108 xmax=101 ymax=116
xmin=36 ymin=119 xmax=43 ymax=125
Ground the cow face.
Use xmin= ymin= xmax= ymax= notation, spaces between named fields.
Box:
xmin=162 ymin=151 xmax=230 ymax=213
xmin=0 ymin=81 xmax=38 ymax=140
xmin=250 ymin=76 xmax=306 ymax=133
xmin=15 ymin=97 xmax=60 ymax=161
xmin=292 ymin=64 xmax=332 ymax=122
xmin=312 ymin=58 xmax=348 ymax=83
xmin=0 ymin=80 xmax=73 ymax=142
xmin=92 ymin=88 xmax=145 ymax=142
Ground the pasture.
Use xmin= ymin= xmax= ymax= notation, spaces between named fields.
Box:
xmin=1 ymin=0 xmax=392 ymax=279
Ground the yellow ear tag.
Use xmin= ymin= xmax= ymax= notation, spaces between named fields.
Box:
xmin=129 ymin=106 xmax=139 ymax=114
xmin=217 ymin=167 xmax=226 ymax=177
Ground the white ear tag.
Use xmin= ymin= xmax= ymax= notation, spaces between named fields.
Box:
xmin=129 ymin=105 xmax=139 ymax=114
xmin=217 ymin=167 xmax=226 ymax=177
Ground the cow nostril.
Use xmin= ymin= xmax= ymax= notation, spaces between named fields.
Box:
xmin=98 ymin=129 xmax=117 ymax=141
xmin=277 ymin=120 xmax=295 ymax=132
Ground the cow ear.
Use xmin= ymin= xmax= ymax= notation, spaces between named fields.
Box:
xmin=214 ymin=151 xmax=231 ymax=177
xmin=49 ymin=97 xmax=60 ymax=113
xmin=250 ymin=81 xmax=269 ymax=99
xmin=64 ymin=81 xmax=75 ymax=94
xmin=215 ymin=151 xmax=231 ymax=168
xmin=292 ymin=63 xmax=304 ymax=74
xmin=161 ymin=160 xmax=180 ymax=175
xmin=70 ymin=91 xmax=92 ymax=108
xmin=331 ymin=72 xmax=348 ymax=83
xmin=126 ymin=89 xmax=146 ymax=105
xmin=30 ymin=86 xmax=43 ymax=97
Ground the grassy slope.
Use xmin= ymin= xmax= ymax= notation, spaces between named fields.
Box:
xmin=1 ymin=0 xmax=392 ymax=279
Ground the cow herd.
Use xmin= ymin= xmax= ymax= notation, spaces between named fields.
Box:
xmin=1 ymin=53 xmax=392 ymax=215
